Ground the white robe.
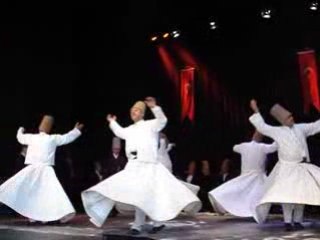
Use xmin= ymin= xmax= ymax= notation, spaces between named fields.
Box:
xmin=157 ymin=139 xmax=174 ymax=172
xmin=250 ymin=113 xmax=320 ymax=223
xmin=0 ymin=128 xmax=81 ymax=222
xmin=81 ymin=106 xmax=201 ymax=227
xmin=115 ymin=138 xmax=200 ymax=216
xmin=157 ymin=139 xmax=200 ymax=195
xmin=208 ymin=141 xmax=277 ymax=219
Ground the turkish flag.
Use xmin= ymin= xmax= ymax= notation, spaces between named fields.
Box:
xmin=298 ymin=50 xmax=320 ymax=113
xmin=180 ymin=67 xmax=195 ymax=122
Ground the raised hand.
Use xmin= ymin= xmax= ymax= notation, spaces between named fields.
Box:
xmin=145 ymin=96 xmax=157 ymax=108
xmin=106 ymin=114 xmax=117 ymax=122
xmin=250 ymin=99 xmax=259 ymax=113
xmin=75 ymin=122 xmax=84 ymax=130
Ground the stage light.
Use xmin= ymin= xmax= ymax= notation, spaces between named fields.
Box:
xmin=261 ymin=9 xmax=272 ymax=19
xmin=163 ymin=33 xmax=170 ymax=39
xmin=310 ymin=1 xmax=318 ymax=10
xmin=209 ymin=21 xmax=217 ymax=30
xmin=151 ymin=36 xmax=158 ymax=42
xmin=171 ymin=30 xmax=180 ymax=38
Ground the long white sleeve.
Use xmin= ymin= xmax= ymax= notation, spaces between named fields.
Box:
xmin=233 ymin=143 xmax=245 ymax=153
xmin=16 ymin=127 xmax=33 ymax=145
xmin=261 ymin=142 xmax=278 ymax=154
xmin=53 ymin=128 xmax=81 ymax=146
xmin=109 ymin=120 xmax=128 ymax=140
xmin=298 ymin=119 xmax=320 ymax=137
xmin=249 ymin=113 xmax=278 ymax=139
xmin=149 ymin=106 xmax=168 ymax=132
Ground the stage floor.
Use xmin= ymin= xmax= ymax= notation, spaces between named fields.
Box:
xmin=0 ymin=213 xmax=320 ymax=240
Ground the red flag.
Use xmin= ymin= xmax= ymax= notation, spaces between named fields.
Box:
xmin=180 ymin=67 xmax=195 ymax=122
xmin=298 ymin=50 xmax=320 ymax=113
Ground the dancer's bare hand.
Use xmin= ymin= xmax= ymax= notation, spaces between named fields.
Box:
xmin=75 ymin=122 xmax=84 ymax=130
xmin=250 ymin=99 xmax=259 ymax=113
xmin=106 ymin=114 xmax=117 ymax=122
xmin=145 ymin=97 xmax=157 ymax=108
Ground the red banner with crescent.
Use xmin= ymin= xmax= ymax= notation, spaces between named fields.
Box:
xmin=298 ymin=50 xmax=320 ymax=113
xmin=180 ymin=67 xmax=195 ymax=122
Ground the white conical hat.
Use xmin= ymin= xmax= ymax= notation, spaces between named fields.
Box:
xmin=131 ymin=101 xmax=146 ymax=114
xmin=270 ymin=104 xmax=292 ymax=125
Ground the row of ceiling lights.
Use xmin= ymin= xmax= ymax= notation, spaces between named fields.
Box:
xmin=150 ymin=1 xmax=319 ymax=42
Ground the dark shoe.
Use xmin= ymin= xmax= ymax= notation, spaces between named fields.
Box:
xmin=148 ymin=224 xmax=165 ymax=234
xmin=294 ymin=222 xmax=304 ymax=230
xmin=128 ymin=228 xmax=141 ymax=235
xmin=109 ymin=209 xmax=118 ymax=218
xmin=285 ymin=223 xmax=293 ymax=231
xmin=27 ymin=221 xmax=41 ymax=226
xmin=45 ymin=221 xmax=61 ymax=226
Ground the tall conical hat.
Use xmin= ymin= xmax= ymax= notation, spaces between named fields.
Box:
xmin=270 ymin=104 xmax=292 ymax=125
xmin=39 ymin=115 xmax=54 ymax=133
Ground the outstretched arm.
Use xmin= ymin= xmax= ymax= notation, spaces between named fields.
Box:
xmin=233 ymin=143 xmax=245 ymax=153
xmin=261 ymin=142 xmax=278 ymax=154
xmin=54 ymin=122 xmax=83 ymax=146
xmin=16 ymin=127 xmax=33 ymax=145
xmin=107 ymin=114 xmax=128 ymax=140
xmin=145 ymin=97 xmax=168 ymax=132
xmin=249 ymin=99 xmax=278 ymax=139
xmin=298 ymin=119 xmax=320 ymax=137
